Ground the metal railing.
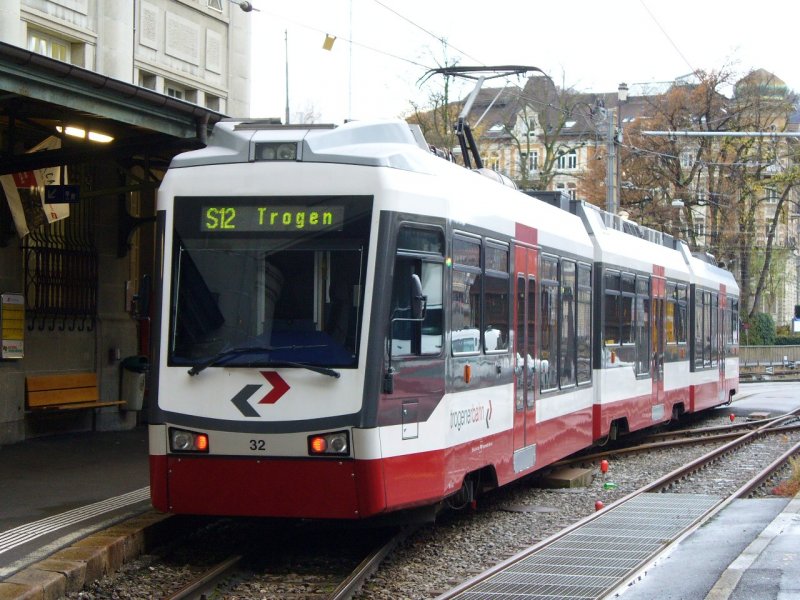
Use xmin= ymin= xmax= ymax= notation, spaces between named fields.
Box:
xmin=740 ymin=345 xmax=800 ymax=368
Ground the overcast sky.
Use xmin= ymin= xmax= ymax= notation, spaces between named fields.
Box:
xmin=248 ymin=0 xmax=800 ymax=123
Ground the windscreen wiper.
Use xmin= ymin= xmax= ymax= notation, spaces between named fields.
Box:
xmin=187 ymin=344 xmax=340 ymax=378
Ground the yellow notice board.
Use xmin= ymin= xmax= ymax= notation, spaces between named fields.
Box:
xmin=1 ymin=293 xmax=24 ymax=359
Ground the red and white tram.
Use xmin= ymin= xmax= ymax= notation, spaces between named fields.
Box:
xmin=148 ymin=118 xmax=738 ymax=519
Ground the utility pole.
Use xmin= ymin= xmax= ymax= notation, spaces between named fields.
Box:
xmin=606 ymin=83 xmax=628 ymax=215
xmin=606 ymin=115 xmax=616 ymax=214
xmin=616 ymin=83 xmax=628 ymax=215
xmin=284 ymin=29 xmax=290 ymax=125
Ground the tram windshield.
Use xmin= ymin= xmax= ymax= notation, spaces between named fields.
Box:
xmin=168 ymin=196 xmax=373 ymax=370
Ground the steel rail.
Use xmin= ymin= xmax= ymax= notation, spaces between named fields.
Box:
xmin=436 ymin=408 xmax=800 ymax=600
xmin=163 ymin=554 xmax=242 ymax=600
xmin=328 ymin=525 xmax=417 ymax=600
xmin=554 ymin=416 xmax=800 ymax=467
xmin=159 ymin=525 xmax=415 ymax=600
xmin=550 ymin=411 xmax=800 ymax=467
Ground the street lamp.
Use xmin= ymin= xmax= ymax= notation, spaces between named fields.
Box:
xmin=230 ymin=0 xmax=259 ymax=11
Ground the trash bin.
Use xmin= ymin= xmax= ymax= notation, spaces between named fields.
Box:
xmin=121 ymin=355 xmax=149 ymax=411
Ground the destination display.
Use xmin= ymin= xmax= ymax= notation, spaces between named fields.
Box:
xmin=201 ymin=205 xmax=345 ymax=232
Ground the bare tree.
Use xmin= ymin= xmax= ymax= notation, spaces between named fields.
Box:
xmin=594 ymin=69 xmax=800 ymax=318
xmin=405 ymin=42 xmax=462 ymax=154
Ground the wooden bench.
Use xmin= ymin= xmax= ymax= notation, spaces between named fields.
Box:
xmin=26 ymin=372 xmax=125 ymax=428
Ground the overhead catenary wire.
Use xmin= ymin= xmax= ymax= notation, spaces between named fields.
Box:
xmin=257 ymin=7 xmax=433 ymax=72
xmin=638 ymin=0 xmax=698 ymax=78
xmin=371 ymin=0 xmax=485 ymax=66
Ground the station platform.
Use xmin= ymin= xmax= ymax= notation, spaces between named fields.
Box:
xmin=0 ymin=425 xmax=153 ymax=597
xmin=613 ymin=493 xmax=800 ymax=599
xmin=0 ymin=383 xmax=798 ymax=599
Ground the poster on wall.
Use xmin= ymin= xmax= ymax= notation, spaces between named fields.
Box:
xmin=0 ymin=136 xmax=70 ymax=238
xmin=1 ymin=293 xmax=24 ymax=360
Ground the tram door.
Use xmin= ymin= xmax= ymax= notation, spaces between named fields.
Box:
xmin=651 ymin=275 xmax=667 ymax=414
xmin=513 ymin=245 xmax=537 ymax=472
xmin=718 ymin=291 xmax=727 ymax=402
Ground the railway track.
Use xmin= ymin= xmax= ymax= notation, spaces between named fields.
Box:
xmin=436 ymin=409 xmax=800 ymax=600
xmin=58 ymin=409 xmax=798 ymax=600
xmin=150 ymin=523 xmax=415 ymax=600
xmin=554 ymin=411 xmax=800 ymax=468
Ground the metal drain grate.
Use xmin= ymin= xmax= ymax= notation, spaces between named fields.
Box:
xmin=455 ymin=493 xmax=720 ymax=600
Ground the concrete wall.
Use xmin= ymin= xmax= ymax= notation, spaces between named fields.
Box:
xmin=0 ymin=162 xmax=145 ymax=445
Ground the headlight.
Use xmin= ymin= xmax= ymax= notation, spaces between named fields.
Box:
xmin=255 ymin=142 xmax=298 ymax=161
xmin=169 ymin=428 xmax=209 ymax=453
xmin=308 ymin=431 xmax=349 ymax=456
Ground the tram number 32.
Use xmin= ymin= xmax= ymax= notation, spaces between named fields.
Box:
xmin=249 ymin=439 xmax=266 ymax=451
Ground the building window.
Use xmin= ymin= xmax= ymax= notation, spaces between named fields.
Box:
xmin=556 ymin=150 xmax=577 ymax=170
xmin=766 ymin=187 xmax=778 ymax=203
xmin=521 ymin=151 xmax=539 ymax=172
xmin=165 ymin=83 xmax=198 ymax=104
xmin=207 ymin=0 xmax=223 ymax=10
xmin=206 ymin=94 xmax=221 ymax=112
xmin=680 ymin=150 xmax=695 ymax=168
xmin=28 ymin=30 xmax=70 ymax=62
xmin=693 ymin=221 xmax=705 ymax=238
xmin=139 ymin=71 xmax=157 ymax=91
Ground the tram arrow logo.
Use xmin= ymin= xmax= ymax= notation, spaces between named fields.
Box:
xmin=230 ymin=372 xmax=291 ymax=417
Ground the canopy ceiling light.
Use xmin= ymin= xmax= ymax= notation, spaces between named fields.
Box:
xmin=56 ymin=125 xmax=114 ymax=143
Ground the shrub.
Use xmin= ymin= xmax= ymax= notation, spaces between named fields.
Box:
xmin=742 ymin=312 xmax=776 ymax=345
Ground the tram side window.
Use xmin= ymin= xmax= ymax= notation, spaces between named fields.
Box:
xmin=704 ymin=292 xmax=713 ymax=367
xmin=576 ymin=263 xmax=592 ymax=384
xmin=694 ymin=289 xmax=704 ymax=368
xmin=603 ymin=270 xmax=621 ymax=362
xmin=677 ymin=284 xmax=688 ymax=344
xmin=693 ymin=289 xmax=716 ymax=369
xmin=730 ymin=299 xmax=739 ymax=351
xmin=635 ymin=276 xmax=650 ymax=376
xmin=559 ymin=260 xmax=577 ymax=388
xmin=619 ymin=274 xmax=637 ymax=366
xmin=390 ymin=226 xmax=444 ymax=357
xmin=666 ymin=283 xmax=677 ymax=345
xmin=452 ymin=236 xmax=482 ymax=355
xmin=484 ymin=243 xmax=510 ymax=353
xmin=540 ymin=256 xmax=559 ymax=391
xmin=603 ymin=269 xmax=650 ymax=374
xmin=710 ymin=293 xmax=719 ymax=367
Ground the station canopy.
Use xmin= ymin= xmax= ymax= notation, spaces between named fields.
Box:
xmin=0 ymin=40 xmax=224 ymax=179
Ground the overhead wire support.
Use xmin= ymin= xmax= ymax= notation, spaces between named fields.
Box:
xmin=643 ymin=131 xmax=800 ymax=138
xmin=420 ymin=66 xmax=549 ymax=170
